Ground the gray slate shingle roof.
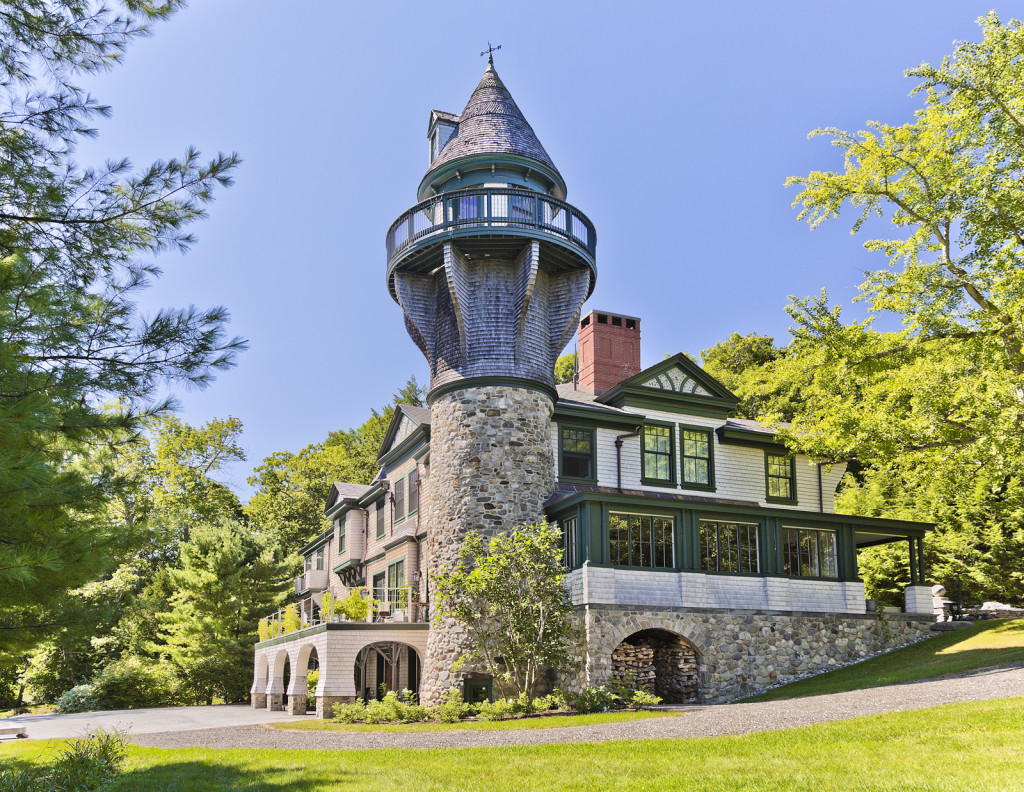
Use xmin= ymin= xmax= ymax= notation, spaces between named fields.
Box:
xmin=399 ymin=404 xmax=432 ymax=425
xmin=332 ymin=482 xmax=371 ymax=501
xmin=425 ymin=62 xmax=560 ymax=180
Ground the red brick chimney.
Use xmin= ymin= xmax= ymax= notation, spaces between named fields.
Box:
xmin=576 ymin=310 xmax=641 ymax=395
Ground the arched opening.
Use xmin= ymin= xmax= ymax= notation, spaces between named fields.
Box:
xmin=611 ymin=629 xmax=700 ymax=704
xmin=297 ymin=644 xmax=320 ymax=714
xmin=355 ymin=642 xmax=422 ymax=701
xmin=271 ymin=648 xmax=291 ymax=710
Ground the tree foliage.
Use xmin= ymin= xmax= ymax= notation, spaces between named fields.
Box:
xmin=432 ymin=523 xmax=577 ymax=700
xmin=245 ymin=377 xmax=423 ymax=547
xmin=0 ymin=1 xmax=242 ymax=660
xmin=725 ymin=13 xmax=1024 ymax=604
xmin=554 ymin=352 xmax=576 ymax=385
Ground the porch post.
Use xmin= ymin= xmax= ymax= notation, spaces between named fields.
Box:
xmin=908 ymin=538 xmax=918 ymax=585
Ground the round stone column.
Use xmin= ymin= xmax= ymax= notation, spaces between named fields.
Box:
xmin=419 ymin=384 xmax=555 ymax=705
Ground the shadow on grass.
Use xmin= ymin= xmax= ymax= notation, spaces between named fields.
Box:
xmin=109 ymin=760 xmax=346 ymax=792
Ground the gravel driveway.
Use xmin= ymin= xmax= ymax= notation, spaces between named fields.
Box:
xmin=131 ymin=664 xmax=1024 ymax=751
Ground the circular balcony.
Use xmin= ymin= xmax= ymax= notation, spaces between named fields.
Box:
xmin=385 ymin=187 xmax=596 ymax=296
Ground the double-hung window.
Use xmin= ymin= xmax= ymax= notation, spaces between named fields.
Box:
xmin=699 ymin=520 xmax=759 ymax=573
xmin=782 ymin=527 xmax=838 ymax=578
xmin=560 ymin=426 xmax=595 ymax=481
xmin=337 ymin=516 xmax=346 ymax=554
xmin=387 ymin=559 xmax=405 ymax=608
xmin=608 ymin=512 xmax=674 ymax=568
xmin=765 ymin=452 xmax=796 ymax=503
xmin=375 ymin=497 xmax=386 ymax=538
xmin=642 ymin=423 xmax=675 ymax=485
xmin=315 ymin=547 xmax=325 ymax=571
xmin=680 ymin=426 xmax=713 ymax=489
xmin=394 ymin=478 xmax=406 ymax=522
xmin=408 ymin=469 xmax=419 ymax=515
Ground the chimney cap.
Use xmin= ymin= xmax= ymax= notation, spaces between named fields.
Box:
xmin=580 ymin=309 xmax=641 ymax=323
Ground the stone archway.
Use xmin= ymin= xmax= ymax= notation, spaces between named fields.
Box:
xmin=611 ymin=628 xmax=700 ymax=704
xmin=251 ymin=654 xmax=269 ymax=708
xmin=287 ymin=643 xmax=320 ymax=714
xmin=355 ymin=641 xmax=423 ymax=701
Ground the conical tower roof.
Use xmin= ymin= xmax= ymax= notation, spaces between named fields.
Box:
xmin=423 ymin=60 xmax=561 ymax=185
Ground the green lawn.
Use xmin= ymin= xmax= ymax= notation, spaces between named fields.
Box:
xmin=271 ymin=709 xmax=672 ymax=733
xmin=747 ymin=617 xmax=1024 ymax=702
xmin=2 ymin=698 xmax=1022 ymax=791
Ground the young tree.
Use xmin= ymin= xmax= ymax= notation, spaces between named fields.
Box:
xmin=0 ymin=2 xmax=242 ymax=659
xmin=432 ymin=523 xmax=576 ymax=701
xmin=159 ymin=520 xmax=292 ymax=705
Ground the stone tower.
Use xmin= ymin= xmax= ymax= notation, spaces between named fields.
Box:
xmin=384 ymin=56 xmax=597 ymax=703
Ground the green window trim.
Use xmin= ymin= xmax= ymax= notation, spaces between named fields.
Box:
xmin=765 ymin=451 xmax=797 ymax=504
xmin=608 ymin=512 xmax=675 ymax=569
xmin=699 ymin=519 xmax=760 ymax=574
xmin=408 ymin=469 xmax=420 ymax=515
xmin=394 ymin=478 xmax=406 ymax=523
xmin=387 ymin=558 xmax=406 ymax=608
xmin=375 ymin=497 xmax=386 ymax=539
xmin=679 ymin=423 xmax=715 ymax=491
xmin=558 ymin=424 xmax=597 ymax=483
xmin=560 ymin=515 xmax=579 ymax=569
xmin=641 ymin=421 xmax=676 ymax=487
xmin=781 ymin=526 xmax=838 ymax=579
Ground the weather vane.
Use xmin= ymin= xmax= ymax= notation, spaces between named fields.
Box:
xmin=480 ymin=42 xmax=502 ymax=62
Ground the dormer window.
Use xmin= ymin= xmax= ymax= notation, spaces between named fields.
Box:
xmin=428 ymin=114 xmax=458 ymax=164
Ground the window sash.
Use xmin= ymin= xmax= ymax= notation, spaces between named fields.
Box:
xmin=376 ymin=498 xmax=386 ymax=538
xmin=561 ymin=427 xmax=594 ymax=480
xmin=782 ymin=527 xmax=838 ymax=578
xmin=642 ymin=425 xmax=673 ymax=482
xmin=608 ymin=512 xmax=674 ymax=568
xmin=561 ymin=516 xmax=578 ymax=568
xmin=408 ymin=469 xmax=419 ymax=513
xmin=681 ymin=429 xmax=710 ymax=485
xmin=316 ymin=548 xmax=325 ymax=571
xmin=394 ymin=480 xmax=406 ymax=521
xmin=767 ymin=454 xmax=794 ymax=500
xmin=699 ymin=521 xmax=759 ymax=574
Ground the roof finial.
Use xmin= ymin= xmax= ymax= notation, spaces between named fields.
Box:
xmin=480 ymin=41 xmax=501 ymax=68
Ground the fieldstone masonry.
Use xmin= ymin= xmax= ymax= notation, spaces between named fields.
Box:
xmin=579 ymin=606 xmax=933 ymax=703
xmin=420 ymin=385 xmax=555 ymax=704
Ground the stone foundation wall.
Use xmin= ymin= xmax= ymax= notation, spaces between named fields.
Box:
xmin=579 ymin=606 xmax=934 ymax=703
xmin=420 ymin=385 xmax=555 ymax=705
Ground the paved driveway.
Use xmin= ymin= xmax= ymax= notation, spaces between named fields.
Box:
xmin=1 ymin=704 xmax=310 ymax=741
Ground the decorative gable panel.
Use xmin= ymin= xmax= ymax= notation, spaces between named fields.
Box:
xmin=393 ymin=415 xmax=415 ymax=446
xmin=641 ymin=366 xmax=711 ymax=396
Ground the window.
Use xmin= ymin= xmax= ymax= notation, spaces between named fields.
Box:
xmin=376 ymin=497 xmax=386 ymax=538
xmin=394 ymin=479 xmax=406 ymax=522
xmin=642 ymin=423 xmax=674 ymax=485
xmin=316 ymin=547 xmax=325 ymax=571
xmin=608 ymin=513 xmax=674 ymax=568
xmin=782 ymin=527 xmax=838 ymax=578
xmin=372 ymin=571 xmax=386 ymax=604
xmin=387 ymin=559 xmax=405 ymax=608
xmin=560 ymin=426 xmax=595 ymax=481
xmin=766 ymin=453 xmax=796 ymax=502
xmin=560 ymin=516 xmax=578 ymax=568
xmin=408 ymin=469 xmax=419 ymax=514
xmin=304 ymin=554 xmax=313 ymax=572
xmin=699 ymin=521 xmax=759 ymax=574
xmin=337 ymin=516 xmax=346 ymax=554
xmin=680 ymin=427 xmax=712 ymax=488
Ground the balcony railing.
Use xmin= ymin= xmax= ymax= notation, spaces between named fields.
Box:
xmin=386 ymin=187 xmax=596 ymax=269
xmin=258 ymin=587 xmax=427 ymax=643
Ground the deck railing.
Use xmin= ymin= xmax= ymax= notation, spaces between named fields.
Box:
xmin=258 ymin=586 xmax=426 ymax=642
xmin=386 ymin=187 xmax=596 ymax=266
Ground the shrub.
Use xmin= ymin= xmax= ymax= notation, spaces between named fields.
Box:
xmin=609 ymin=670 xmax=638 ymax=702
xmin=55 ymin=684 xmax=100 ymax=714
xmin=281 ymin=604 xmax=301 ymax=634
xmin=0 ymin=728 xmax=127 ymax=791
xmin=337 ymin=590 xmax=372 ymax=622
xmin=429 ymin=688 xmax=475 ymax=723
xmin=91 ymin=657 xmax=175 ymax=710
xmin=320 ymin=592 xmax=333 ymax=621
xmin=629 ymin=690 xmax=663 ymax=709
xmin=566 ymin=685 xmax=618 ymax=714
xmin=534 ymin=690 xmax=568 ymax=712
xmin=307 ymin=668 xmax=319 ymax=693
xmin=476 ymin=698 xmax=515 ymax=721
xmin=332 ymin=700 xmax=368 ymax=723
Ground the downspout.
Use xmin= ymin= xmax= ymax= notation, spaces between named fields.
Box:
xmin=615 ymin=426 xmax=643 ymax=493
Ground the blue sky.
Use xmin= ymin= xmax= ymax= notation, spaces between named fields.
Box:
xmin=75 ymin=1 xmax=1004 ymax=495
